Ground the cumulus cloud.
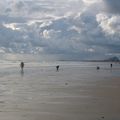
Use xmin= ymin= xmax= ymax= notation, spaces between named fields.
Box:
xmin=96 ymin=13 xmax=120 ymax=35
xmin=0 ymin=0 xmax=119 ymax=59
xmin=3 ymin=23 xmax=21 ymax=30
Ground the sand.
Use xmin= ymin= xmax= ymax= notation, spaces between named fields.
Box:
xmin=0 ymin=62 xmax=120 ymax=120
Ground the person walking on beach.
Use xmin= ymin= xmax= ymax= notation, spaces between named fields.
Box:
xmin=96 ymin=66 xmax=100 ymax=70
xmin=56 ymin=65 xmax=59 ymax=72
xmin=20 ymin=62 xmax=24 ymax=71
xmin=110 ymin=63 xmax=112 ymax=68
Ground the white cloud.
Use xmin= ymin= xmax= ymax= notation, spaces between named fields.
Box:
xmin=0 ymin=0 xmax=119 ymax=59
xmin=0 ymin=47 xmax=6 ymax=53
xmin=3 ymin=23 xmax=21 ymax=31
xmin=83 ymin=0 xmax=99 ymax=4
xmin=96 ymin=13 xmax=120 ymax=35
xmin=42 ymin=29 xmax=61 ymax=40
xmin=40 ymin=21 xmax=53 ymax=28
xmin=87 ymin=48 xmax=95 ymax=52
xmin=43 ymin=30 xmax=51 ymax=39
xmin=68 ymin=26 xmax=81 ymax=33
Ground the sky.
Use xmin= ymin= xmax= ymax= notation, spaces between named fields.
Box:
xmin=0 ymin=0 xmax=120 ymax=60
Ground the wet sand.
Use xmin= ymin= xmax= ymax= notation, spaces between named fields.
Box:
xmin=0 ymin=63 xmax=120 ymax=120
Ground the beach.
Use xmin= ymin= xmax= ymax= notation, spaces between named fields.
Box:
xmin=0 ymin=61 xmax=120 ymax=120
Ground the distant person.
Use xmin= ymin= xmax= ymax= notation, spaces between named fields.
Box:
xmin=110 ymin=63 xmax=112 ymax=68
xmin=56 ymin=65 xmax=59 ymax=72
xmin=96 ymin=66 xmax=100 ymax=70
xmin=20 ymin=62 xmax=24 ymax=71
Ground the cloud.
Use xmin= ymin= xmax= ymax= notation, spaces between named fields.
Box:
xmin=0 ymin=0 xmax=119 ymax=60
xmin=3 ymin=23 xmax=21 ymax=30
xmin=83 ymin=0 xmax=99 ymax=4
xmin=104 ymin=0 xmax=120 ymax=14
xmin=96 ymin=13 xmax=120 ymax=35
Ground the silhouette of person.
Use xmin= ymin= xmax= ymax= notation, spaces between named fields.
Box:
xmin=20 ymin=62 xmax=24 ymax=71
xmin=56 ymin=65 xmax=59 ymax=72
xmin=96 ymin=66 xmax=100 ymax=70
xmin=110 ymin=63 xmax=112 ymax=68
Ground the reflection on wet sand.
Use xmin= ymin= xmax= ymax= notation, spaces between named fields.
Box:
xmin=20 ymin=70 xmax=24 ymax=77
xmin=0 ymin=62 xmax=120 ymax=120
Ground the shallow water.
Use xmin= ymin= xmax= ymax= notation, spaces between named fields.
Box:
xmin=0 ymin=61 xmax=120 ymax=120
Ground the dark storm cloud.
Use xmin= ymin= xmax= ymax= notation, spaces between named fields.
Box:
xmin=104 ymin=0 xmax=120 ymax=14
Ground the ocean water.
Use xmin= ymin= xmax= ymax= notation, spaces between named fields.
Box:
xmin=0 ymin=55 xmax=120 ymax=77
